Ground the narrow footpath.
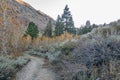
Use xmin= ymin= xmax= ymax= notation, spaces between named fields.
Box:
xmin=16 ymin=56 xmax=56 ymax=80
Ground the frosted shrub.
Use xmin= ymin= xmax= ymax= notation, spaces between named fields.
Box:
xmin=0 ymin=56 xmax=15 ymax=80
xmin=0 ymin=56 xmax=29 ymax=80
xmin=73 ymin=35 xmax=120 ymax=79
xmin=13 ymin=56 xmax=29 ymax=69
xmin=25 ymin=50 xmax=46 ymax=57
xmin=91 ymin=26 xmax=120 ymax=38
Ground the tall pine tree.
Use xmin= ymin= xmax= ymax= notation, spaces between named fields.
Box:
xmin=55 ymin=15 xmax=64 ymax=36
xmin=44 ymin=20 xmax=52 ymax=37
xmin=61 ymin=5 xmax=76 ymax=34
xmin=54 ymin=5 xmax=76 ymax=36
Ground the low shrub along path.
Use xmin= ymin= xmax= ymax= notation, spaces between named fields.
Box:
xmin=16 ymin=55 xmax=56 ymax=80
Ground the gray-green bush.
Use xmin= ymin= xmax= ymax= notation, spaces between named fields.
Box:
xmin=52 ymin=26 xmax=120 ymax=80
xmin=72 ymin=26 xmax=120 ymax=80
xmin=0 ymin=56 xmax=29 ymax=80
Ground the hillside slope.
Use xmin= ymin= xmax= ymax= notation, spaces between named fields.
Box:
xmin=0 ymin=0 xmax=55 ymax=56
xmin=0 ymin=0 xmax=55 ymax=32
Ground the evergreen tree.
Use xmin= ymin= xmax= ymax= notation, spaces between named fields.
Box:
xmin=77 ymin=23 xmax=98 ymax=35
xmin=86 ymin=20 xmax=91 ymax=28
xmin=55 ymin=5 xmax=76 ymax=36
xmin=25 ymin=22 xmax=39 ymax=40
xmin=61 ymin=5 xmax=76 ymax=34
xmin=44 ymin=20 xmax=52 ymax=37
xmin=55 ymin=15 xmax=64 ymax=36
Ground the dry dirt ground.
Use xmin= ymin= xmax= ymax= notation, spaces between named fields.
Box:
xmin=16 ymin=56 xmax=56 ymax=80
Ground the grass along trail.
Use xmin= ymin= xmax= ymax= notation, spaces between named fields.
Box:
xmin=16 ymin=55 xmax=56 ymax=80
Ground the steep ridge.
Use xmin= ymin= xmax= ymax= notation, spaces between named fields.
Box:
xmin=0 ymin=0 xmax=55 ymax=32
